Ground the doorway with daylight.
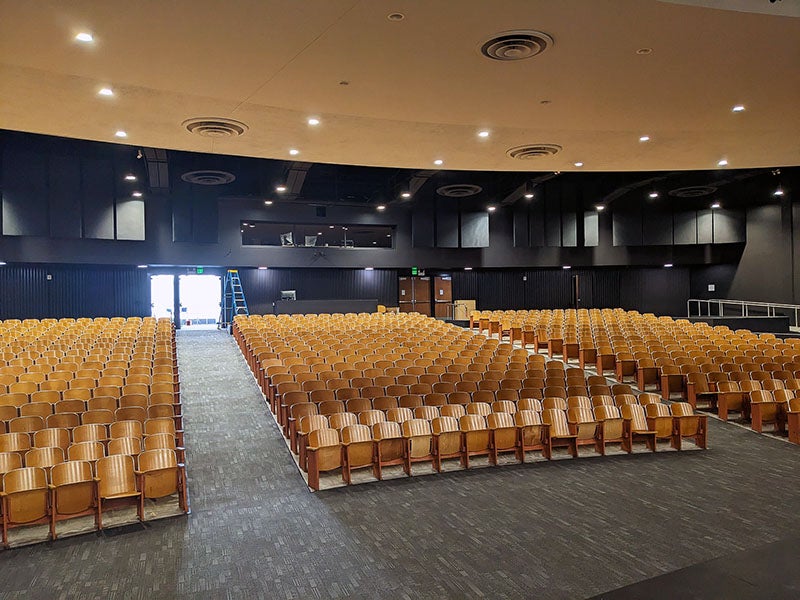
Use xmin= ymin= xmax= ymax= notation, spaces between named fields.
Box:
xmin=150 ymin=273 xmax=222 ymax=328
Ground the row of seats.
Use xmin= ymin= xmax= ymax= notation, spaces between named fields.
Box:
xmin=301 ymin=401 xmax=706 ymax=489
xmin=233 ymin=312 xmax=708 ymax=489
xmin=0 ymin=317 xmax=187 ymax=547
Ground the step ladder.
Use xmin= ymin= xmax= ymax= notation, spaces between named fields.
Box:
xmin=219 ymin=269 xmax=249 ymax=329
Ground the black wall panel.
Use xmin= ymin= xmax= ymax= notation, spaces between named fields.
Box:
xmin=529 ymin=200 xmax=545 ymax=247
xmin=618 ymin=267 xmax=690 ymax=316
xmin=697 ymin=209 xmax=713 ymax=244
xmin=545 ymin=191 xmax=562 ymax=248
xmin=2 ymin=149 xmax=49 ymax=236
xmin=435 ymin=203 xmax=459 ymax=248
xmin=81 ymin=158 xmax=115 ymax=240
xmin=192 ymin=190 xmax=219 ymax=243
xmin=642 ymin=209 xmax=673 ymax=245
xmin=713 ymin=209 xmax=746 ymax=244
xmin=411 ymin=200 xmax=434 ymax=247
xmin=237 ymin=268 xmax=398 ymax=315
xmin=172 ymin=195 xmax=193 ymax=242
xmin=613 ymin=209 xmax=643 ymax=246
xmin=0 ymin=265 xmax=149 ymax=320
xmin=513 ymin=207 xmax=528 ymax=248
xmin=460 ymin=212 xmax=489 ymax=248
xmin=48 ymin=154 xmax=82 ymax=239
xmin=673 ymin=211 xmax=698 ymax=245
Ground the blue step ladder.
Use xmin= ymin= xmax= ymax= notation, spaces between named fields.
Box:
xmin=219 ymin=269 xmax=249 ymax=329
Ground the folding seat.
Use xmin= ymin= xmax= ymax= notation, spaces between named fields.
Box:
xmin=566 ymin=407 xmax=602 ymax=454
xmin=477 ymin=380 xmax=500 ymax=392
xmin=644 ymin=403 xmax=679 ymax=448
xmin=19 ymin=401 xmax=53 ymax=419
xmin=491 ymin=400 xmax=516 ymax=415
xmin=144 ymin=417 xmax=184 ymax=447
xmin=614 ymin=394 xmax=638 ymax=407
xmin=1 ymin=467 xmax=50 ymax=547
xmin=670 ymin=402 xmax=708 ymax=450
xmin=344 ymin=397 xmax=371 ymax=414
xmin=567 ymin=396 xmax=592 ymax=410
xmin=8 ymin=381 xmax=38 ymax=395
xmin=635 ymin=357 xmax=660 ymax=391
xmin=136 ymin=448 xmax=188 ymax=515
xmin=33 ymin=427 xmax=71 ymax=453
xmin=620 ymin=404 xmax=657 ymax=453
xmin=386 ymin=384 xmax=409 ymax=397
xmin=372 ymin=421 xmax=404 ymax=480
xmin=0 ymin=393 xmax=28 ymax=409
xmin=108 ymin=436 xmax=142 ymax=456
xmin=518 ymin=397 xmax=542 ymax=412
xmin=440 ymin=404 xmax=466 ymax=419
xmin=659 ymin=365 xmax=685 ymax=400
xmin=24 ymin=445 xmax=65 ymax=474
xmin=414 ymin=406 xmax=439 ymax=421
xmin=749 ymin=390 xmax=785 ymax=434
xmin=339 ymin=425 xmax=373 ymax=485
xmin=566 ymin=385 xmax=589 ymax=397
xmin=786 ymin=398 xmax=800 ymax=445
xmin=432 ymin=382 xmax=456 ymax=394
xmin=431 ymin=416 xmax=462 ymax=471
xmin=386 ymin=407 xmax=414 ymax=423
xmin=46 ymin=412 xmax=80 ymax=429
xmin=372 ymin=396 xmax=398 ymax=412
xmin=455 ymin=381 xmax=479 ymax=395
xmin=395 ymin=393 xmax=424 ymax=410
xmin=81 ymin=409 xmax=114 ymax=426
xmin=358 ymin=409 xmax=386 ymax=427
xmin=541 ymin=409 xmax=578 ymax=458
xmin=686 ymin=372 xmax=719 ymax=410
xmin=335 ymin=388 xmax=360 ymax=403
xmin=761 ymin=379 xmax=785 ymax=391
xmin=96 ymin=454 xmax=143 ymax=528
xmin=9 ymin=415 xmax=44 ymax=434
xmin=614 ymin=352 xmax=636 ymax=382
xmin=296 ymin=415 xmax=328 ymax=468
xmin=715 ymin=381 xmax=748 ymax=421
xmin=396 ymin=374 xmax=418 ymax=386
xmin=595 ymin=346 xmax=616 ymax=376
xmin=611 ymin=384 xmax=633 ymax=396
xmin=87 ymin=396 xmax=118 ymax=412
xmin=466 ymin=402 xmax=491 ymax=417
xmin=0 ymin=452 xmax=23 ymax=478
xmin=513 ymin=410 xmax=550 ymax=460
xmin=458 ymin=415 xmax=491 ymax=469
xmin=487 ymin=412 xmax=520 ymax=464
xmin=638 ymin=393 xmax=662 ymax=406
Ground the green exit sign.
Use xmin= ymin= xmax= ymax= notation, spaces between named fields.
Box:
xmin=196 ymin=267 xmax=204 ymax=274
xmin=411 ymin=266 xmax=418 ymax=276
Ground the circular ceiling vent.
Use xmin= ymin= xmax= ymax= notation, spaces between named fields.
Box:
xmin=669 ymin=186 xmax=718 ymax=198
xmin=480 ymin=30 xmax=554 ymax=61
xmin=506 ymin=144 xmax=562 ymax=160
xmin=182 ymin=117 xmax=248 ymax=138
xmin=181 ymin=170 xmax=236 ymax=185
xmin=436 ymin=184 xmax=483 ymax=198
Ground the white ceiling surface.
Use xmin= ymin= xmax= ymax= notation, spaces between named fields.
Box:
xmin=0 ymin=0 xmax=798 ymax=172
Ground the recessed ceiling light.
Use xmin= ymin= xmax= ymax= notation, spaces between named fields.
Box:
xmin=307 ymin=117 xmax=320 ymax=126
xmin=317 ymin=232 xmax=323 ymax=235
xmin=477 ymin=130 xmax=490 ymax=138
xmin=372 ymin=241 xmax=377 ymax=244
xmin=711 ymin=202 xmax=721 ymax=209
xmin=75 ymin=32 xmax=93 ymax=43
xmin=639 ymin=135 xmax=650 ymax=142
xmin=248 ymin=224 xmax=255 ymax=228
xmin=115 ymin=130 xmax=127 ymax=138
xmin=574 ymin=162 xmax=584 ymax=167
xmin=98 ymin=88 xmax=114 ymax=97
xmin=264 ymin=200 xmax=273 ymax=205
xmin=132 ymin=191 xmax=142 ymax=197
xmin=664 ymin=263 xmax=673 ymax=268
xmin=376 ymin=205 xmax=386 ymax=211
xmin=562 ymin=265 xmax=571 ymax=270
xmin=289 ymin=149 xmax=299 ymax=156
xmin=386 ymin=234 xmax=391 ymax=237
xmin=124 ymin=174 xmax=136 ymax=181
xmin=434 ymin=159 xmax=443 ymax=166
xmin=365 ymin=267 xmax=374 ymax=271
xmin=258 ymin=266 xmax=268 ymax=270
xmin=329 ymin=225 xmax=335 ymax=229
xmin=487 ymin=206 xmax=496 ymax=212
xmin=276 ymin=185 xmax=287 ymax=192
xmin=596 ymin=204 xmax=605 ymax=211
xmin=524 ymin=193 xmax=534 ymax=199
xmin=773 ymin=189 xmax=784 ymax=197
xmin=137 ymin=264 xmax=148 ymax=269
xmin=0 ymin=262 xmax=7 ymax=266
xmin=649 ymin=192 xmax=659 ymax=199
xmin=387 ymin=12 xmax=405 ymax=21
xmin=717 ymin=159 xmax=728 ymax=167
xmin=401 ymin=192 xmax=411 ymax=198
xmin=464 ymin=267 xmax=473 ymax=271
xmin=242 ymin=222 xmax=249 ymax=226
xmin=732 ymin=105 xmax=746 ymax=113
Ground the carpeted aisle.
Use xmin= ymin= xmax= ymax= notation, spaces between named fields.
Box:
xmin=1 ymin=329 xmax=799 ymax=599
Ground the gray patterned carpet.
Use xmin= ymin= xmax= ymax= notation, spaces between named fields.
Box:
xmin=1 ymin=329 xmax=799 ymax=600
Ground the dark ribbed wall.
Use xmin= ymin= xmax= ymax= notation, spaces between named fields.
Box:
xmin=237 ymin=268 xmax=398 ymax=315
xmin=0 ymin=264 xmax=150 ymax=320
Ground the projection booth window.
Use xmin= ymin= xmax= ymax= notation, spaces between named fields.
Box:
xmin=241 ymin=221 xmax=393 ymax=248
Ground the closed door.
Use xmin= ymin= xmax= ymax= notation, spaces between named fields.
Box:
xmin=413 ymin=277 xmax=432 ymax=316
xmin=398 ymin=277 xmax=414 ymax=312
xmin=434 ymin=276 xmax=452 ymax=318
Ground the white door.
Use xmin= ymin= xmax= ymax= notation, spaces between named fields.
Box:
xmin=178 ymin=275 xmax=222 ymax=326
xmin=150 ymin=275 xmax=175 ymax=320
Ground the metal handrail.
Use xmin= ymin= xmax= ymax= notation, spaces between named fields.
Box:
xmin=687 ymin=298 xmax=800 ymax=329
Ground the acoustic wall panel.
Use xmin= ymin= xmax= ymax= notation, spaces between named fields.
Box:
xmin=116 ymin=199 xmax=146 ymax=241
xmin=697 ymin=209 xmax=714 ymax=244
xmin=712 ymin=209 xmax=746 ymax=243
xmin=48 ymin=154 xmax=82 ymax=239
xmin=81 ymin=158 xmax=115 ymax=239
xmin=192 ymin=190 xmax=219 ymax=243
xmin=529 ymin=200 xmax=545 ymax=247
xmin=435 ymin=203 xmax=459 ymax=248
xmin=545 ymin=195 xmax=562 ymax=247
xmin=613 ymin=209 xmax=643 ymax=246
xmin=642 ymin=209 xmax=673 ymax=245
xmin=513 ymin=207 xmax=528 ymax=247
xmin=172 ymin=195 xmax=193 ymax=242
xmin=411 ymin=200 xmax=434 ymax=247
xmin=460 ymin=212 xmax=489 ymax=248
xmin=673 ymin=211 xmax=698 ymax=245
xmin=2 ymin=149 xmax=49 ymax=236
xmin=584 ymin=212 xmax=599 ymax=247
